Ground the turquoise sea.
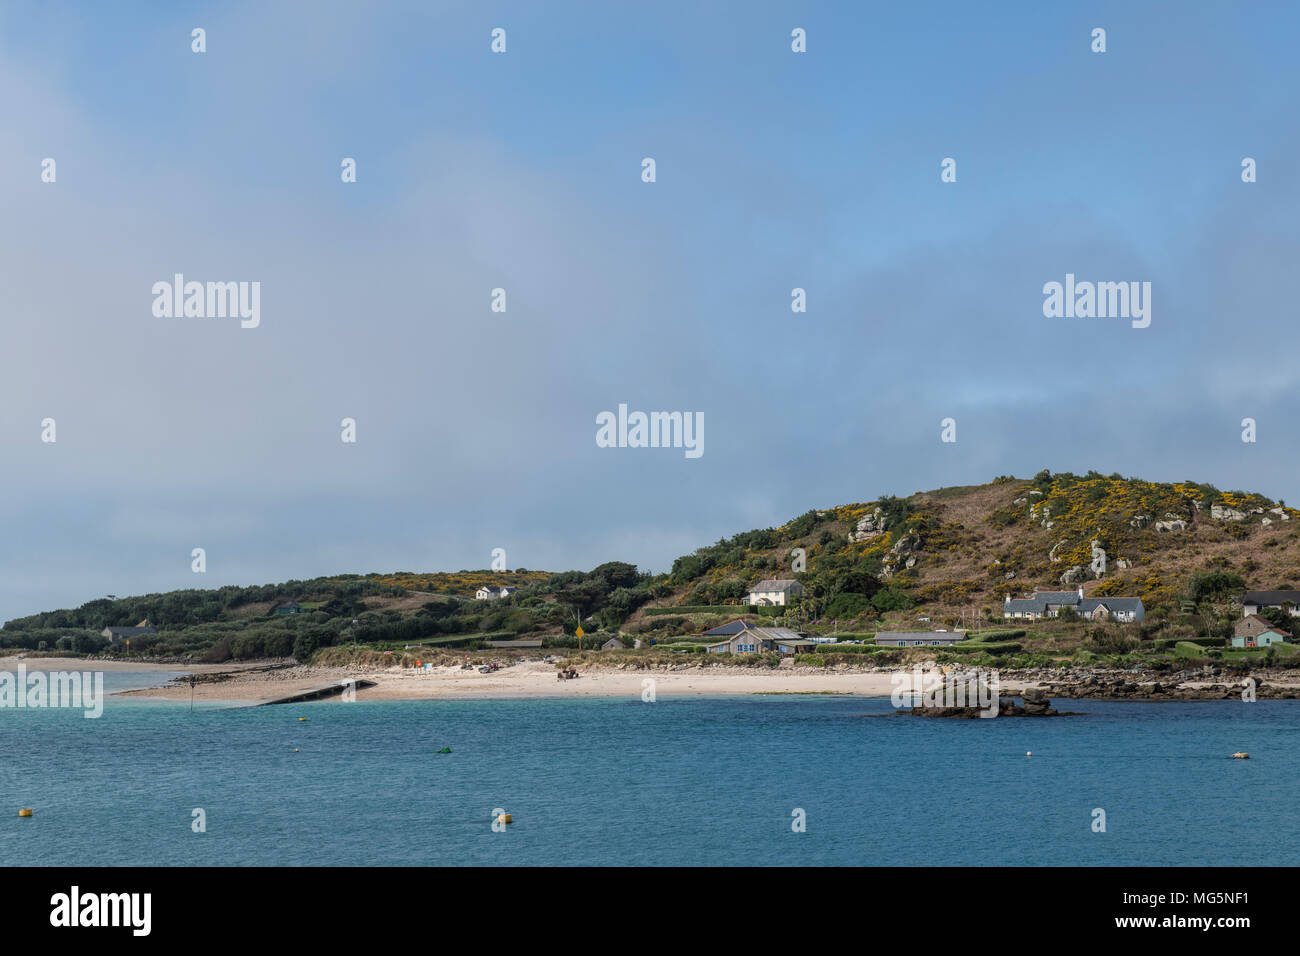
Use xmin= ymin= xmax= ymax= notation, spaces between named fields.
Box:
xmin=2 ymin=670 xmax=1297 ymax=866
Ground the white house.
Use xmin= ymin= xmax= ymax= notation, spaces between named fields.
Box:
xmin=1239 ymin=590 xmax=1300 ymax=619
xmin=475 ymin=585 xmax=519 ymax=601
xmin=746 ymin=579 xmax=804 ymax=606
xmin=1003 ymin=587 xmax=1144 ymax=623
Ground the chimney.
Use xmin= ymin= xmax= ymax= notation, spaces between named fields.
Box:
xmin=1077 ymin=586 xmax=1084 ymax=600
xmin=1004 ymin=594 xmax=1010 ymax=604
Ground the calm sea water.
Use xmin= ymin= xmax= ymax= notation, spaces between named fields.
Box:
xmin=2 ymin=670 xmax=1297 ymax=866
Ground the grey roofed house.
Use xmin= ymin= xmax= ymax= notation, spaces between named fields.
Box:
xmin=705 ymin=625 xmax=810 ymax=655
xmin=772 ymin=635 xmax=817 ymax=653
xmin=1035 ymin=590 xmax=1082 ymax=604
xmin=873 ymin=631 xmax=967 ymax=647
xmin=601 ymin=637 xmax=626 ymax=650
xmin=1003 ymin=598 xmax=1043 ymax=616
xmin=100 ymin=623 xmax=157 ymax=642
xmin=1077 ymin=597 xmax=1144 ymax=620
xmin=1239 ymin=590 xmax=1300 ymax=616
xmin=750 ymin=579 xmax=801 ymax=593
xmin=1240 ymin=590 xmax=1300 ymax=604
xmin=701 ymin=619 xmax=758 ymax=637
xmin=1003 ymin=587 xmax=1144 ymax=622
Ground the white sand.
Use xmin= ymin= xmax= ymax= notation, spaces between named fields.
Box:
xmin=91 ymin=659 xmax=1036 ymax=703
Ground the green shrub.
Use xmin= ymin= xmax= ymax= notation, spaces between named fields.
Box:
xmin=293 ymin=631 xmax=320 ymax=663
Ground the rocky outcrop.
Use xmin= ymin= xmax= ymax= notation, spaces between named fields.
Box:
xmin=1004 ymin=665 xmax=1300 ymax=701
xmin=1130 ymin=514 xmax=1150 ymax=529
xmin=1211 ymin=504 xmax=1247 ymax=522
xmin=1089 ymin=540 xmax=1107 ymax=577
xmin=849 ymin=508 xmax=889 ymax=542
xmin=1059 ymin=565 xmax=1085 ymax=584
xmin=1155 ymin=513 xmax=1187 ymax=532
xmin=907 ymin=689 xmax=1067 ymax=718
xmin=892 ymin=534 xmax=920 ymax=555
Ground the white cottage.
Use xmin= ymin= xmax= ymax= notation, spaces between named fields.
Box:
xmin=746 ymin=579 xmax=804 ymax=606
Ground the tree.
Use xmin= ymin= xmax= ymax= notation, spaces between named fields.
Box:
xmin=293 ymin=631 xmax=321 ymax=663
xmin=589 ymin=562 xmax=640 ymax=589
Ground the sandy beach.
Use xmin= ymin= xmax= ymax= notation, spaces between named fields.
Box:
xmin=0 ymin=654 xmax=1030 ymax=703
xmin=99 ymin=660 xmax=945 ymax=703
xmin=16 ymin=654 xmax=1291 ymax=703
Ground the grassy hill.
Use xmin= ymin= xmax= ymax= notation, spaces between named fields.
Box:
xmin=655 ymin=469 xmax=1300 ymax=623
xmin=5 ymin=470 xmax=1299 ymax=664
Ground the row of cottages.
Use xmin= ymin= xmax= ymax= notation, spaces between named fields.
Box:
xmin=100 ymin=620 xmax=157 ymax=643
xmin=703 ymin=620 xmax=816 ymax=655
xmin=874 ymin=631 xmax=968 ymax=647
xmin=475 ymin=585 xmax=519 ymax=601
xmin=1231 ymin=615 xmax=1294 ymax=648
xmin=1238 ymin=590 xmax=1300 ymax=619
xmin=1002 ymin=587 xmax=1145 ymax=623
xmin=746 ymin=579 xmax=804 ymax=606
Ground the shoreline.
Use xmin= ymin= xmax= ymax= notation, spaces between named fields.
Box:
xmin=6 ymin=654 xmax=1298 ymax=704
xmin=108 ymin=661 xmax=937 ymax=702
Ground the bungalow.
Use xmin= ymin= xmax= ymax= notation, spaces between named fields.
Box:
xmin=274 ymin=600 xmax=305 ymax=615
xmin=101 ymin=621 xmax=157 ymax=643
xmin=1238 ymin=590 xmax=1300 ymax=619
xmin=1230 ymin=615 xmax=1293 ymax=648
xmin=475 ymin=586 xmax=519 ymax=600
xmin=601 ymin=637 xmax=627 ymax=650
xmin=746 ymin=579 xmax=804 ymax=606
xmin=873 ymin=631 xmax=968 ymax=647
xmin=773 ymin=635 xmax=817 ymax=654
xmin=1076 ymin=597 xmax=1145 ymax=623
xmin=701 ymin=619 xmax=756 ymax=637
xmin=706 ymin=625 xmax=810 ymax=655
xmin=1003 ymin=587 xmax=1143 ymax=623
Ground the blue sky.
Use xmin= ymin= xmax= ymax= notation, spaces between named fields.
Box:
xmin=2 ymin=1 xmax=1298 ymax=621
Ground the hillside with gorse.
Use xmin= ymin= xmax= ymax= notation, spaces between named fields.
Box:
xmin=4 ymin=470 xmax=1298 ymax=663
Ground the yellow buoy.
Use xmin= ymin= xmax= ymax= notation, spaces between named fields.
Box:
xmin=497 ymin=813 xmax=513 ymax=825
xmin=1232 ymin=752 xmax=1250 ymax=759
xmin=294 ymin=749 xmax=300 ymax=753
xmin=18 ymin=809 xmax=33 ymax=817
xmin=299 ymin=717 xmax=308 ymax=722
